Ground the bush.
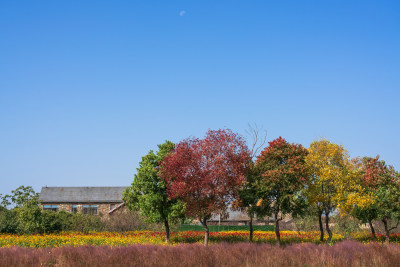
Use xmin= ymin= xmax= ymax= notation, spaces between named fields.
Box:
xmin=332 ymin=214 xmax=361 ymax=238
xmin=101 ymin=210 xmax=164 ymax=232
xmin=0 ymin=209 xmax=18 ymax=234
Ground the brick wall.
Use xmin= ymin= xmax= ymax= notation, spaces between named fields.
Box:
xmin=41 ymin=203 xmax=123 ymax=216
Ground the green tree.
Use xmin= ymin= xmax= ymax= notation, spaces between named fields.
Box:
xmin=355 ymin=156 xmax=400 ymax=243
xmin=255 ymin=137 xmax=309 ymax=246
xmin=123 ymin=141 xmax=185 ymax=243
xmin=16 ymin=201 xmax=43 ymax=233
xmin=234 ymin=163 xmax=267 ymax=242
xmin=1 ymin=186 xmax=39 ymax=209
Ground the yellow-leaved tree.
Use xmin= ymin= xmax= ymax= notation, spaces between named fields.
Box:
xmin=305 ymin=139 xmax=373 ymax=242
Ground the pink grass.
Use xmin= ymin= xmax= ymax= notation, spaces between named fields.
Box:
xmin=1 ymin=241 xmax=400 ymax=266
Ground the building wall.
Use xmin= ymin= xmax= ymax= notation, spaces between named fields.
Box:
xmin=41 ymin=202 xmax=123 ymax=215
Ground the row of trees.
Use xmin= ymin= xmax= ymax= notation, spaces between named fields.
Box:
xmin=124 ymin=128 xmax=400 ymax=246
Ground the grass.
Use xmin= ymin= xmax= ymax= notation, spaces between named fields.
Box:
xmin=1 ymin=241 xmax=400 ymax=266
xmin=178 ymin=224 xmax=274 ymax=232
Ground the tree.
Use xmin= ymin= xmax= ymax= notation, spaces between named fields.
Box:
xmin=123 ymin=141 xmax=185 ymax=243
xmin=355 ymin=156 xmax=400 ymax=243
xmin=233 ymin=124 xmax=268 ymax=242
xmin=255 ymin=137 xmax=309 ymax=246
xmin=1 ymin=186 xmax=39 ymax=209
xmin=233 ymin=163 xmax=267 ymax=242
xmin=161 ymin=129 xmax=251 ymax=246
xmin=305 ymin=139 xmax=372 ymax=242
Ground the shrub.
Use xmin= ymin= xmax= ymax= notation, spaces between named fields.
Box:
xmin=101 ymin=210 xmax=164 ymax=232
xmin=0 ymin=209 xmax=18 ymax=234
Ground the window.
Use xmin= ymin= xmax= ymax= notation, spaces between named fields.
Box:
xmin=110 ymin=204 xmax=116 ymax=210
xmin=71 ymin=205 xmax=78 ymax=213
xmin=43 ymin=205 xmax=59 ymax=212
xmin=82 ymin=205 xmax=98 ymax=215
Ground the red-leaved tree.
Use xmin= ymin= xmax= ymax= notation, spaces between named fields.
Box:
xmin=161 ymin=129 xmax=251 ymax=246
xmin=256 ymin=137 xmax=309 ymax=246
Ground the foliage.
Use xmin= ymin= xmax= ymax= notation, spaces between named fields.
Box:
xmin=102 ymin=210 xmax=164 ymax=232
xmin=1 ymin=186 xmax=39 ymax=209
xmin=255 ymin=136 xmax=309 ymax=245
xmin=291 ymin=214 xmax=320 ymax=232
xmin=178 ymin=224 xmax=274 ymax=232
xmin=353 ymin=156 xmax=400 ymax=242
xmin=0 ymin=209 xmax=18 ymax=234
xmin=161 ymin=129 xmax=251 ymax=245
xmin=123 ymin=141 xmax=185 ymax=242
xmin=332 ymin=214 xmax=362 ymax=238
xmin=304 ymin=139 xmax=373 ymax=242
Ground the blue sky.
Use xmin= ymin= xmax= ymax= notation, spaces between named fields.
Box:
xmin=1 ymin=1 xmax=399 ymax=196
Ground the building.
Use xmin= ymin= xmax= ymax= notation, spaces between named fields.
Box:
xmin=39 ymin=186 xmax=127 ymax=215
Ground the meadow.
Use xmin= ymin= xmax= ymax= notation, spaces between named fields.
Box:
xmin=0 ymin=230 xmax=346 ymax=248
xmin=2 ymin=231 xmax=400 ymax=266
xmin=1 ymin=241 xmax=400 ymax=267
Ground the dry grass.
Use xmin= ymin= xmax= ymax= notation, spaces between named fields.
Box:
xmin=1 ymin=241 xmax=400 ymax=267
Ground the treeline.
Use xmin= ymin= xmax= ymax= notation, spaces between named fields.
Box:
xmin=0 ymin=186 xmax=162 ymax=234
xmin=123 ymin=128 xmax=400 ymax=245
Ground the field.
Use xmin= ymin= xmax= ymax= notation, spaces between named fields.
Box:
xmin=2 ymin=231 xmax=400 ymax=266
xmin=178 ymin=224 xmax=274 ymax=232
xmin=1 ymin=241 xmax=400 ymax=266
xmin=0 ymin=230 xmax=346 ymax=247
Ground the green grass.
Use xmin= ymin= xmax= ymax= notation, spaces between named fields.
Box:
xmin=178 ymin=224 xmax=274 ymax=232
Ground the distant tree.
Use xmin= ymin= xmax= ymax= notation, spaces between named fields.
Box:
xmin=305 ymin=140 xmax=372 ymax=242
xmin=123 ymin=141 xmax=185 ymax=243
xmin=1 ymin=186 xmax=39 ymax=208
xmin=255 ymin=137 xmax=309 ymax=246
xmin=161 ymin=129 xmax=251 ymax=246
xmin=354 ymin=156 xmax=400 ymax=244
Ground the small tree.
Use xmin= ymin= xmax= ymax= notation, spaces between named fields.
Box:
xmin=233 ymin=124 xmax=268 ymax=242
xmin=234 ymin=163 xmax=267 ymax=242
xmin=255 ymin=137 xmax=309 ymax=246
xmin=355 ymin=156 xmax=400 ymax=243
xmin=123 ymin=141 xmax=185 ymax=243
xmin=1 ymin=186 xmax=39 ymax=209
xmin=161 ymin=129 xmax=251 ymax=246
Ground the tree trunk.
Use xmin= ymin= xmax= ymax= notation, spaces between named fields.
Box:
xmin=249 ymin=215 xmax=253 ymax=242
xmin=201 ymin=217 xmax=210 ymax=246
xmin=274 ymin=210 xmax=281 ymax=246
xmin=318 ymin=212 xmax=324 ymax=242
xmin=382 ymin=218 xmax=390 ymax=244
xmin=368 ymin=220 xmax=377 ymax=241
xmin=325 ymin=211 xmax=332 ymax=243
xmin=164 ymin=220 xmax=170 ymax=244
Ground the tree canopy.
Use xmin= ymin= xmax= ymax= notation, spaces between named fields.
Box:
xmin=255 ymin=136 xmax=309 ymax=246
xmin=123 ymin=141 xmax=185 ymax=243
xmin=161 ymin=129 xmax=251 ymax=246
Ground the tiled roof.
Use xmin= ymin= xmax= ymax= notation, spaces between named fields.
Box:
xmin=39 ymin=187 xmax=127 ymax=203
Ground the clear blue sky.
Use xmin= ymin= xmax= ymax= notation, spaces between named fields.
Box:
xmin=1 ymin=1 xmax=399 ymax=196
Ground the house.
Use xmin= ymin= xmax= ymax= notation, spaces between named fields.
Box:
xmin=38 ymin=186 xmax=273 ymax=225
xmin=208 ymin=207 xmax=271 ymax=226
xmin=39 ymin=186 xmax=127 ymax=215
